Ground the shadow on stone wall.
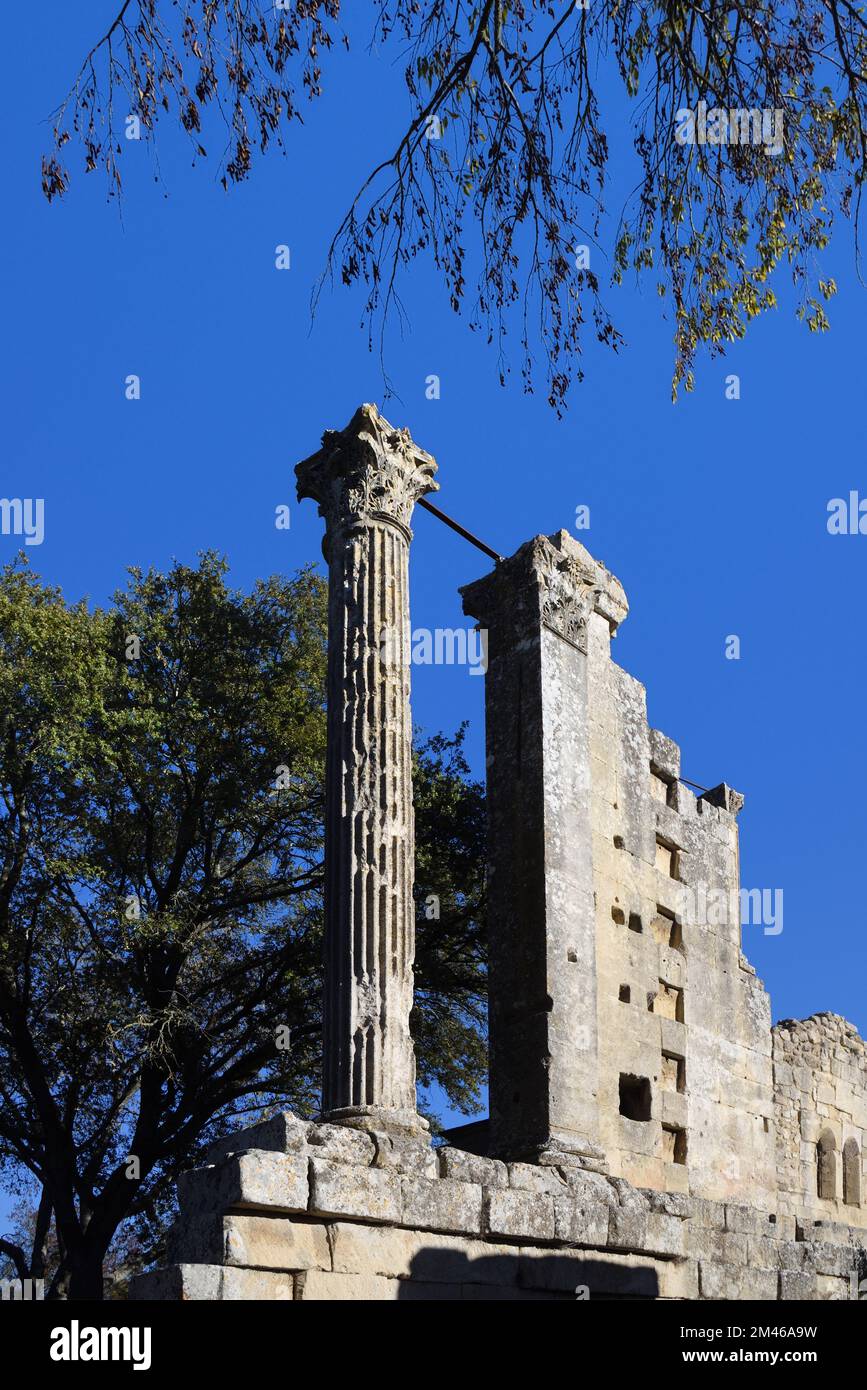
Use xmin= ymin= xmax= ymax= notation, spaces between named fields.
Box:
xmin=397 ymin=1248 xmax=661 ymax=1300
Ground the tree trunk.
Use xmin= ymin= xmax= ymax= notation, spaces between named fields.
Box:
xmin=52 ymin=1248 xmax=105 ymax=1301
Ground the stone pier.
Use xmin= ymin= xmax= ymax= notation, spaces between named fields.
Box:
xmin=461 ymin=532 xmax=627 ymax=1166
xmin=296 ymin=404 xmax=437 ymax=1137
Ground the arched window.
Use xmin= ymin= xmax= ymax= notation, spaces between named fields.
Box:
xmin=817 ymin=1129 xmax=837 ymax=1201
xmin=843 ymin=1138 xmax=861 ymax=1207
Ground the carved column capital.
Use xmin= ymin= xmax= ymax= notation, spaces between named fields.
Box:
xmin=538 ymin=547 xmax=603 ymax=655
xmin=461 ymin=530 xmax=627 ymax=654
xmin=296 ymin=403 xmax=438 ymax=546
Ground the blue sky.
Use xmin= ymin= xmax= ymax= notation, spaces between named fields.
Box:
xmin=2 ymin=5 xmax=865 ymax=1162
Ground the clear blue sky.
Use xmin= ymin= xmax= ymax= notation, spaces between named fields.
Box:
xmin=2 ymin=6 xmax=865 ymax=1157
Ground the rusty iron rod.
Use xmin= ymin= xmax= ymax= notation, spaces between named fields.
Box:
xmin=417 ymin=496 xmax=503 ymax=562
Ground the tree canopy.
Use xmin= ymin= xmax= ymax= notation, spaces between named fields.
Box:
xmin=43 ymin=1 xmax=866 ymax=405
xmin=0 ymin=555 xmax=485 ymax=1298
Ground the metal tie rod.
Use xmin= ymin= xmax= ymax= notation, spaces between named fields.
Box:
xmin=417 ymin=496 xmax=503 ymax=562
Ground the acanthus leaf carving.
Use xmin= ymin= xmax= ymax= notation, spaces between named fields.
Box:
xmin=296 ymin=403 xmax=438 ymax=538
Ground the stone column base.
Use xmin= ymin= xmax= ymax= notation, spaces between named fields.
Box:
xmin=323 ymin=1105 xmax=430 ymax=1140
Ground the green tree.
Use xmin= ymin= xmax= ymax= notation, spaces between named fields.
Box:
xmin=0 ymin=556 xmax=485 ymax=1299
xmin=44 ymin=2 xmax=866 ymax=406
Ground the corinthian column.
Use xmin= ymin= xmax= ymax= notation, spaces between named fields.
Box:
xmin=296 ymin=404 xmax=437 ymax=1136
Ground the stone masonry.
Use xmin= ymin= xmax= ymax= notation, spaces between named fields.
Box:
xmin=132 ymin=408 xmax=867 ymax=1301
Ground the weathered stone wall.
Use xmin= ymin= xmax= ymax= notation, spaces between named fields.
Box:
xmin=773 ymin=1015 xmax=867 ymax=1231
xmin=130 ymin=1115 xmax=866 ymax=1301
xmin=584 ymin=591 xmax=777 ymax=1207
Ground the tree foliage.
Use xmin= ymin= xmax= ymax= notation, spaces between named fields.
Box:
xmin=44 ymin=1 xmax=866 ymax=404
xmin=0 ymin=555 xmax=485 ymax=1298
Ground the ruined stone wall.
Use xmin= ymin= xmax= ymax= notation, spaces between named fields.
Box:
xmin=130 ymin=1114 xmax=866 ymax=1301
xmin=773 ymin=1015 xmax=867 ymax=1231
xmin=132 ymin=463 xmax=867 ymax=1301
xmin=580 ymin=551 xmax=776 ymax=1208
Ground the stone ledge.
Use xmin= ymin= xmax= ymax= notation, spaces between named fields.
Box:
xmin=137 ymin=1113 xmax=867 ymax=1300
xmin=179 ymin=1151 xmax=308 ymax=1218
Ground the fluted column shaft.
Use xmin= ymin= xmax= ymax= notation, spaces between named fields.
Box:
xmin=297 ymin=405 xmax=437 ymax=1135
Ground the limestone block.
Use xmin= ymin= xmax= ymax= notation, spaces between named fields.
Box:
xmin=518 ymin=1247 xmax=625 ymax=1294
xmin=306 ymin=1124 xmax=377 ymax=1166
xmin=663 ymin=1162 xmax=690 ymax=1195
xmin=797 ymin=1218 xmax=851 ymax=1245
xmin=552 ymin=1193 xmax=609 ymax=1246
xmin=548 ymin=1249 xmax=667 ymax=1299
xmin=725 ymin=1204 xmax=773 ymax=1236
xmin=618 ymin=1116 xmax=658 ymax=1158
xmin=774 ymin=1240 xmax=809 ymax=1271
xmin=657 ymin=947 xmax=684 ymax=989
xmin=563 ymin=1169 xmax=617 ymax=1204
xmin=809 ymin=1241 xmax=857 ymax=1278
xmin=620 ymin=1152 xmax=665 ymax=1193
xmin=330 ymin=1223 xmax=520 ymax=1285
xmin=400 ymin=1176 xmax=483 ymax=1234
xmin=369 ymin=1132 xmax=437 ymax=1178
xmin=779 ymin=1270 xmax=818 ymax=1300
xmin=438 ymin=1148 xmax=509 ymax=1189
xmin=645 ymin=1211 xmax=687 ymax=1257
xmin=816 ymin=1274 xmax=854 ymax=1300
xmin=644 ymin=1190 xmax=690 ymax=1219
xmin=745 ymin=1236 xmax=785 ymax=1271
xmin=225 ymin=1214 xmax=329 ymax=1271
xmin=661 ymin=1091 xmax=688 ymax=1130
xmin=178 ymin=1151 xmax=308 ymax=1218
xmin=308 ymin=1159 xmax=401 ymax=1224
xmin=507 ymin=1162 xmax=568 ymax=1194
xmin=660 ymin=1259 xmax=700 ymax=1300
xmin=699 ymin=1262 xmax=777 ymax=1301
xmin=770 ymin=1214 xmax=796 ymax=1241
xmin=170 ymin=1212 xmax=330 ymax=1271
xmin=206 ymin=1112 xmax=310 ymax=1162
xmin=689 ymin=1229 xmax=749 ymax=1264
xmin=649 ymin=729 xmax=680 ymax=781
xmin=297 ymin=1270 xmax=398 ymax=1300
xmin=660 ymin=1017 xmax=688 ymax=1057
xmin=485 ymin=1189 xmax=556 ymax=1242
xmin=607 ymin=1183 xmax=649 ymax=1250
